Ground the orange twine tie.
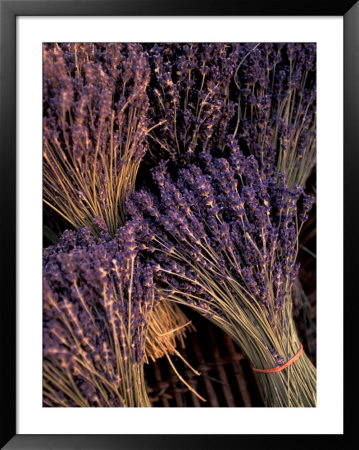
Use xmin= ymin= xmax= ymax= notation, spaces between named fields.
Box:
xmin=251 ymin=344 xmax=304 ymax=373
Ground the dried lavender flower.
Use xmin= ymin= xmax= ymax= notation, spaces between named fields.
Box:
xmin=43 ymin=223 xmax=154 ymax=407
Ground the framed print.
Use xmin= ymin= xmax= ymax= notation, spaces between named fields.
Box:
xmin=0 ymin=0 xmax=357 ymax=448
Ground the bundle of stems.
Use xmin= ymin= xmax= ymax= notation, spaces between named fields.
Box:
xmin=144 ymin=43 xmax=316 ymax=191
xmin=43 ymin=42 xmax=192 ymax=366
xmin=129 ymin=143 xmax=316 ymax=407
xmin=43 ymin=225 xmax=154 ymax=407
xmin=43 ymin=42 xmax=150 ymax=235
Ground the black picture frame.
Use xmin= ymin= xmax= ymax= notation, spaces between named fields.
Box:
xmin=1 ymin=1 xmax=357 ymax=448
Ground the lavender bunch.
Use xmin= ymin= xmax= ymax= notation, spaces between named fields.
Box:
xmin=43 ymin=43 xmax=192 ymax=366
xmin=43 ymin=224 xmax=155 ymax=407
xmin=144 ymin=43 xmax=241 ymax=162
xmin=129 ymin=143 xmax=316 ymax=407
xmin=144 ymin=43 xmax=316 ymax=190
xmin=43 ymin=43 xmax=151 ymax=234
xmin=233 ymin=43 xmax=316 ymax=188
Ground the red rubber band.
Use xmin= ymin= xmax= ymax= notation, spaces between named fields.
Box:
xmin=251 ymin=344 xmax=304 ymax=373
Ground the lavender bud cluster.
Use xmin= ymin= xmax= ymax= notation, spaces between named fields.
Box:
xmin=44 ymin=43 xmax=150 ymax=165
xmin=233 ymin=43 xmax=316 ymax=187
xmin=144 ymin=43 xmax=241 ymax=162
xmin=43 ymin=222 xmax=155 ymax=406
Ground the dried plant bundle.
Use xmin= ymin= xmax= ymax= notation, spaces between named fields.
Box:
xmin=129 ymin=145 xmax=316 ymax=407
xmin=232 ymin=43 xmax=316 ymax=188
xmin=145 ymin=43 xmax=316 ymax=189
xmin=43 ymin=225 xmax=154 ymax=407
